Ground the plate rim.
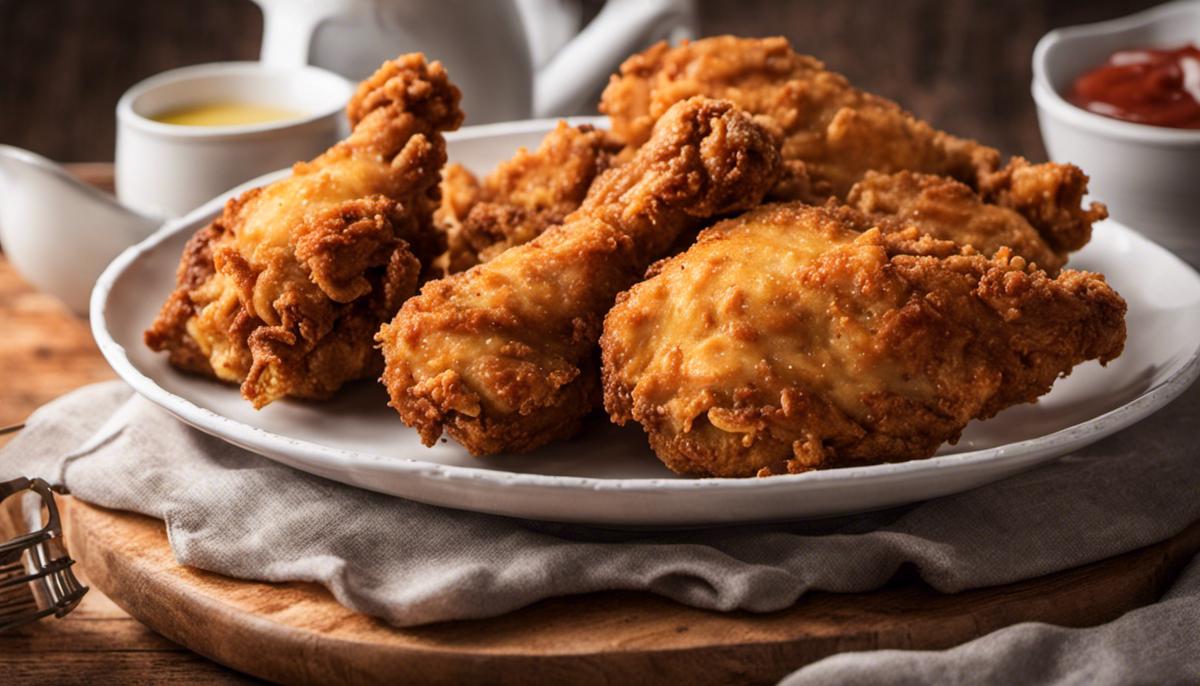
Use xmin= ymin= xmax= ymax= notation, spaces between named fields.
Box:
xmin=90 ymin=119 xmax=1200 ymax=500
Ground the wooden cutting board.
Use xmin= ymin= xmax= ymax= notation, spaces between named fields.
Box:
xmin=61 ymin=498 xmax=1200 ymax=686
xmin=8 ymin=164 xmax=1200 ymax=684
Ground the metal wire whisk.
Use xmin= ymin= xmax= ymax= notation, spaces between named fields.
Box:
xmin=0 ymin=476 xmax=88 ymax=632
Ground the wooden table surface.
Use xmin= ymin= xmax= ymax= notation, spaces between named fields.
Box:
xmin=0 ymin=167 xmax=259 ymax=683
xmin=0 ymin=0 xmax=1162 ymax=163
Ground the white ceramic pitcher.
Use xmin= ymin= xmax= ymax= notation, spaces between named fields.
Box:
xmin=253 ymin=0 xmax=696 ymax=122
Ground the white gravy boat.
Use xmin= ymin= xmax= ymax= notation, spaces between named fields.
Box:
xmin=0 ymin=146 xmax=161 ymax=315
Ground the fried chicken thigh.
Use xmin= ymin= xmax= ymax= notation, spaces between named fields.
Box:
xmin=379 ymin=97 xmax=782 ymax=455
xmin=600 ymin=36 xmax=1106 ymax=257
xmin=435 ymin=122 xmax=623 ymax=273
xmin=600 ymin=203 xmax=1127 ymax=477
xmin=145 ymin=54 xmax=463 ymax=407
xmin=847 ymin=171 xmax=1067 ymax=273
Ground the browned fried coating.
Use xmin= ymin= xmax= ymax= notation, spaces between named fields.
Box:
xmin=378 ymin=97 xmax=782 ymax=455
xmin=434 ymin=163 xmax=484 ymax=274
xmin=977 ymin=157 xmax=1105 ymax=254
xmin=434 ymin=122 xmax=623 ymax=274
xmin=847 ymin=171 xmax=1067 ymax=273
xmin=144 ymin=54 xmax=463 ymax=408
xmin=600 ymin=36 xmax=1106 ymax=256
xmin=600 ymin=203 xmax=1127 ymax=478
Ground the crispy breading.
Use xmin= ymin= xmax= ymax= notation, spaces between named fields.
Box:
xmin=145 ymin=54 xmax=463 ymax=408
xmin=600 ymin=203 xmax=1127 ymax=477
xmin=379 ymin=97 xmax=782 ymax=455
xmin=600 ymin=36 xmax=1106 ymax=256
xmin=434 ymin=163 xmax=484 ymax=274
xmin=847 ymin=171 xmax=1067 ymax=273
xmin=977 ymin=157 xmax=1103 ymax=254
xmin=434 ymin=122 xmax=623 ymax=273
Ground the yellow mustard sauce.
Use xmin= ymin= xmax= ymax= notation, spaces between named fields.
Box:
xmin=150 ymin=103 xmax=303 ymax=127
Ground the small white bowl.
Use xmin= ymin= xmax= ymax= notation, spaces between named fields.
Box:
xmin=116 ymin=62 xmax=354 ymax=218
xmin=1032 ymin=1 xmax=1200 ymax=261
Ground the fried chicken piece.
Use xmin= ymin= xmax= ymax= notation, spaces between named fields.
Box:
xmin=600 ymin=36 xmax=1106 ymax=255
xmin=847 ymin=171 xmax=1067 ymax=273
xmin=434 ymin=163 xmax=484 ymax=274
xmin=144 ymin=54 xmax=463 ymax=408
xmin=977 ymin=157 xmax=1102 ymax=255
xmin=379 ymin=97 xmax=782 ymax=455
xmin=600 ymin=203 xmax=1127 ymax=477
xmin=435 ymin=122 xmax=623 ymax=273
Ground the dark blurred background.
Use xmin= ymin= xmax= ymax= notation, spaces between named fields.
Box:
xmin=1 ymin=0 xmax=1155 ymax=162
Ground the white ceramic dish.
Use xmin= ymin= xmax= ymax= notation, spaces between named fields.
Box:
xmin=92 ymin=118 xmax=1200 ymax=527
xmin=1032 ymin=1 xmax=1200 ymax=260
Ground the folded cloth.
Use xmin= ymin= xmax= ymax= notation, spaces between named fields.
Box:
xmin=1 ymin=380 xmax=1197 ymax=679
xmin=782 ymin=555 xmax=1200 ymax=685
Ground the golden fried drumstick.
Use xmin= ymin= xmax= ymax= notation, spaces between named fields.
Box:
xmin=145 ymin=54 xmax=463 ymax=408
xmin=379 ymin=97 xmax=782 ymax=455
xmin=600 ymin=36 xmax=1106 ymax=255
xmin=436 ymin=122 xmax=623 ymax=273
xmin=601 ymin=203 xmax=1127 ymax=477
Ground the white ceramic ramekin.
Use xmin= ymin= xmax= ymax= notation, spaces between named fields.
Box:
xmin=116 ymin=62 xmax=353 ymax=218
xmin=1032 ymin=1 xmax=1200 ymax=261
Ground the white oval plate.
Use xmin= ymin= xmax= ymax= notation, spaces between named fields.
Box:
xmin=92 ymin=118 xmax=1200 ymax=527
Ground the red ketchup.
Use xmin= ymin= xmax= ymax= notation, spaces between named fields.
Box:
xmin=1068 ymin=44 xmax=1200 ymax=129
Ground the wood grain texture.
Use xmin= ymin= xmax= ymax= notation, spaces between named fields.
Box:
xmin=59 ymin=498 xmax=1200 ymax=685
xmin=0 ymin=0 xmax=262 ymax=163
xmin=0 ymin=260 xmax=114 ymax=429
xmin=0 ymin=165 xmax=255 ymax=683
xmin=0 ymin=582 xmax=260 ymax=686
xmin=0 ymin=0 xmax=1161 ymax=162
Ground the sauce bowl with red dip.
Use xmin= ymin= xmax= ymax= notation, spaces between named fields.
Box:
xmin=1033 ymin=1 xmax=1200 ymax=261
xmin=1070 ymin=44 xmax=1200 ymax=129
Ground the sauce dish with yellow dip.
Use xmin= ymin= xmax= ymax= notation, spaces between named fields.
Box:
xmin=116 ymin=61 xmax=354 ymax=219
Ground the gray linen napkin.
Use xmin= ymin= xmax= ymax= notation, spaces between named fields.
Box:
xmin=1 ymin=380 xmax=1198 ymax=683
xmin=782 ymin=555 xmax=1200 ymax=685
